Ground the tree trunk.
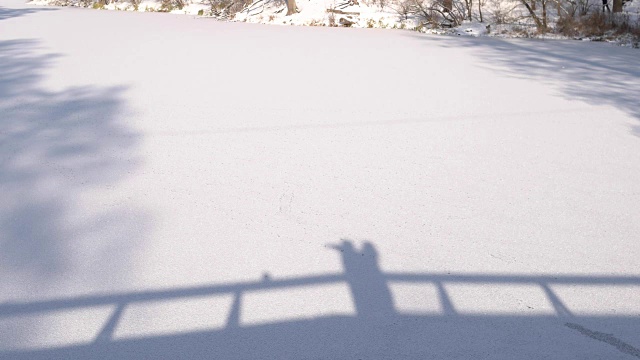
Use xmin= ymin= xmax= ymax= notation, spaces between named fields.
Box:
xmin=612 ymin=0 xmax=623 ymax=12
xmin=478 ymin=0 xmax=483 ymax=22
xmin=520 ymin=0 xmax=544 ymax=30
xmin=286 ymin=0 xmax=297 ymax=15
xmin=541 ymin=0 xmax=547 ymax=31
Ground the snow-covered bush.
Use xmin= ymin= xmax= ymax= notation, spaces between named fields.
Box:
xmin=554 ymin=1 xmax=640 ymax=43
xmin=159 ymin=0 xmax=180 ymax=11
xmin=207 ymin=0 xmax=250 ymax=17
xmin=408 ymin=0 xmax=467 ymax=26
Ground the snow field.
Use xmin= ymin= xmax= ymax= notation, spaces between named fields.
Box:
xmin=1 ymin=0 xmax=640 ymax=357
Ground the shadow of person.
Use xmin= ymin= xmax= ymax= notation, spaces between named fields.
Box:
xmin=329 ymin=240 xmax=395 ymax=319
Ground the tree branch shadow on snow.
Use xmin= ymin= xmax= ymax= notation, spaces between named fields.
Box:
xmin=1 ymin=240 xmax=639 ymax=359
xmin=0 ymin=6 xmax=57 ymax=20
xmin=0 ymin=39 xmax=149 ymax=346
xmin=413 ymin=35 xmax=640 ymax=137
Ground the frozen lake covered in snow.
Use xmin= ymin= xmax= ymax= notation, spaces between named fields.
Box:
xmin=1 ymin=0 xmax=640 ymax=358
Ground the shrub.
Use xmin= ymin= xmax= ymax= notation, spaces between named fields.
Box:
xmin=159 ymin=0 xmax=173 ymax=11
xmin=554 ymin=8 xmax=640 ymax=44
xmin=92 ymin=0 xmax=105 ymax=9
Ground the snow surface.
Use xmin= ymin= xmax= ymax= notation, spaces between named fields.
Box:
xmin=1 ymin=0 xmax=640 ymax=358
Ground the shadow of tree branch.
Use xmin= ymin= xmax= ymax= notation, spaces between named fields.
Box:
xmin=0 ymin=6 xmax=57 ymax=21
xmin=0 ymin=38 xmax=149 ymax=345
xmin=414 ymin=36 xmax=640 ymax=136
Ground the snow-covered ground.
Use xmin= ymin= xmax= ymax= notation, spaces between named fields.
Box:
xmin=1 ymin=0 xmax=640 ymax=358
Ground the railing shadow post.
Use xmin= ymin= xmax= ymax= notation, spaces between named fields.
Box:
xmin=435 ymin=281 xmax=457 ymax=316
xmin=226 ymin=291 xmax=242 ymax=329
xmin=540 ymin=283 xmax=573 ymax=317
xmin=94 ymin=302 xmax=126 ymax=344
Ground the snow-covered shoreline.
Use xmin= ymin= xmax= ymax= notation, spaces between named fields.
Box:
xmin=28 ymin=0 xmax=640 ymax=47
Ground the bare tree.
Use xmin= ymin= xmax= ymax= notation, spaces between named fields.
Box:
xmin=478 ymin=0 xmax=487 ymax=21
xmin=463 ymin=0 xmax=473 ymax=20
xmin=519 ymin=0 xmax=549 ymax=32
xmin=393 ymin=0 xmax=414 ymax=20
xmin=411 ymin=0 xmax=465 ymax=26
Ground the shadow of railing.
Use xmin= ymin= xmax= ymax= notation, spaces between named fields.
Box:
xmin=2 ymin=240 xmax=639 ymax=359
xmin=2 ymin=267 xmax=639 ymax=330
